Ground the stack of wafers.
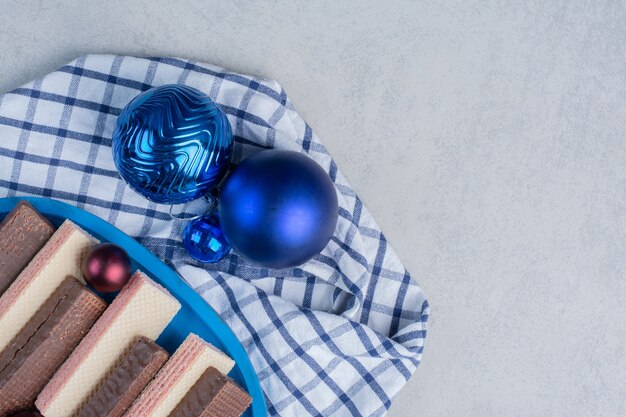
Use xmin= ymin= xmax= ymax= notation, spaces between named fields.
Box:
xmin=0 ymin=201 xmax=252 ymax=417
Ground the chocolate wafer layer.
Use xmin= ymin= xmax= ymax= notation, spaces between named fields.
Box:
xmin=169 ymin=367 xmax=252 ymax=417
xmin=0 ymin=201 xmax=54 ymax=296
xmin=124 ymin=333 xmax=235 ymax=417
xmin=77 ymin=337 xmax=168 ymax=417
xmin=0 ymin=276 xmax=106 ymax=416
xmin=0 ymin=276 xmax=81 ymax=372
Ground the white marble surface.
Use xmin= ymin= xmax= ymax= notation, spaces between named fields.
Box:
xmin=1 ymin=1 xmax=625 ymax=416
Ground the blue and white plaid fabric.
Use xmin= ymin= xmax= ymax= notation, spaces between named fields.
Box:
xmin=0 ymin=55 xmax=428 ymax=417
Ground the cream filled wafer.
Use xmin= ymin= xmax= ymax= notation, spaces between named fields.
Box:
xmin=36 ymin=271 xmax=181 ymax=417
xmin=0 ymin=276 xmax=105 ymax=416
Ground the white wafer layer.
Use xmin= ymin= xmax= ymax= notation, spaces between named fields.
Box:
xmin=36 ymin=271 xmax=181 ymax=417
xmin=127 ymin=334 xmax=234 ymax=417
xmin=0 ymin=220 xmax=94 ymax=352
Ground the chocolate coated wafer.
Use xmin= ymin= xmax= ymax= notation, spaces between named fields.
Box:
xmin=169 ymin=367 xmax=252 ymax=417
xmin=0 ymin=201 xmax=54 ymax=295
xmin=0 ymin=276 xmax=80 ymax=372
xmin=0 ymin=276 xmax=106 ymax=416
xmin=77 ymin=337 xmax=168 ymax=417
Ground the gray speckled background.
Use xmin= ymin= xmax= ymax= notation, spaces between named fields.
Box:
xmin=1 ymin=1 xmax=625 ymax=415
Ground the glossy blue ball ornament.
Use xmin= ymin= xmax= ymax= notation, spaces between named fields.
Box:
xmin=112 ymin=84 xmax=233 ymax=204
xmin=183 ymin=213 xmax=232 ymax=262
xmin=218 ymin=150 xmax=339 ymax=269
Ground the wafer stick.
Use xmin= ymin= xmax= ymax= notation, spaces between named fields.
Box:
xmin=36 ymin=271 xmax=181 ymax=417
xmin=0 ymin=201 xmax=54 ymax=295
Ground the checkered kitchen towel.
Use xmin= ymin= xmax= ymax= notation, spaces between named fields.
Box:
xmin=0 ymin=55 xmax=428 ymax=417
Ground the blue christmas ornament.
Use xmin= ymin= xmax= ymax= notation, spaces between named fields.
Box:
xmin=218 ymin=150 xmax=339 ymax=269
xmin=183 ymin=212 xmax=231 ymax=262
xmin=112 ymin=84 xmax=233 ymax=204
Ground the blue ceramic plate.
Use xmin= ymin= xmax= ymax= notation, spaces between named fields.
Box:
xmin=0 ymin=197 xmax=266 ymax=417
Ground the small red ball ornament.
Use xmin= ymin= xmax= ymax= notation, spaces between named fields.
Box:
xmin=81 ymin=243 xmax=132 ymax=293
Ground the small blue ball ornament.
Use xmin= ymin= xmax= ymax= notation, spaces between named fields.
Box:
xmin=183 ymin=213 xmax=232 ymax=263
xmin=218 ymin=150 xmax=339 ymax=269
xmin=112 ymin=84 xmax=233 ymax=204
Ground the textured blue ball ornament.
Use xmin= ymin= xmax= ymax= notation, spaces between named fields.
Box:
xmin=112 ymin=84 xmax=233 ymax=204
xmin=218 ymin=150 xmax=339 ymax=269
